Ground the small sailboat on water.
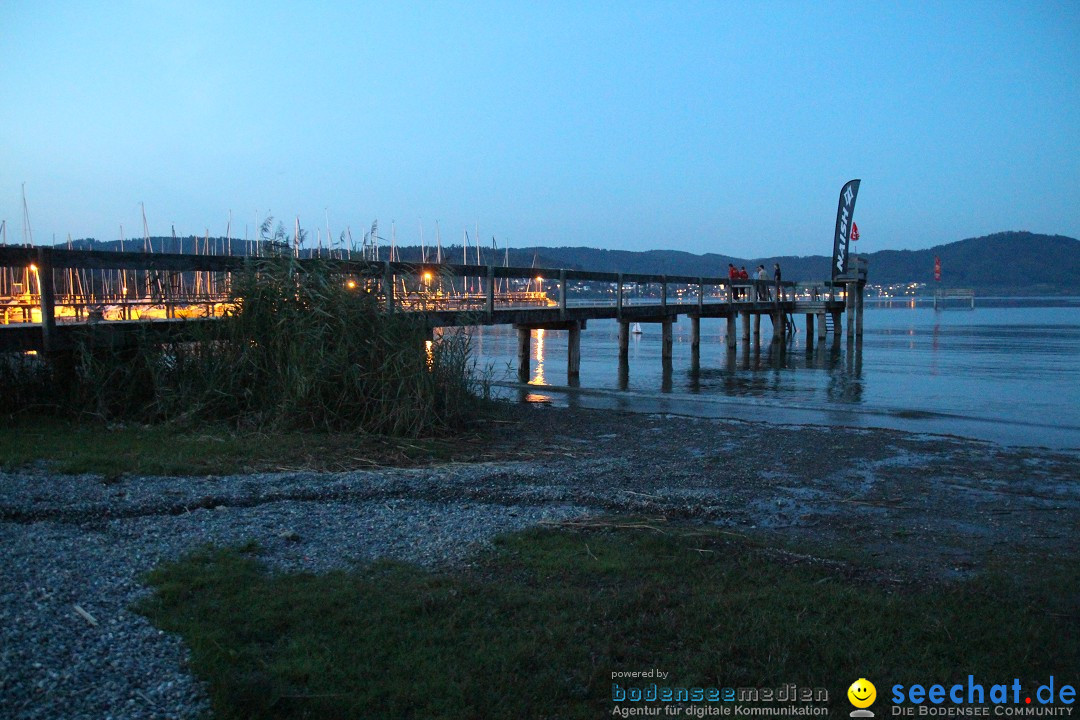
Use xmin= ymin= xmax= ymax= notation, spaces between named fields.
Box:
xmin=631 ymin=322 xmax=643 ymax=335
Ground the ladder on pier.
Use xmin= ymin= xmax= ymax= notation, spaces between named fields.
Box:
xmin=825 ymin=314 xmax=836 ymax=334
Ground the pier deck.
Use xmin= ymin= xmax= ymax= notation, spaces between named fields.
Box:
xmin=1 ymin=247 xmax=866 ymax=381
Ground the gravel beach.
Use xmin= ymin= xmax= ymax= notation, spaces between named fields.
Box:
xmin=2 ymin=405 xmax=1078 ymax=719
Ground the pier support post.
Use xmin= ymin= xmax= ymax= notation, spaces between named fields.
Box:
xmin=517 ymin=326 xmax=530 ymax=382
xmin=690 ymin=315 xmax=700 ymax=371
xmin=36 ymin=247 xmax=57 ymax=354
xmin=618 ymin=320 xmax=629 ymax=360
xmin=616 ymin=273 xmax=624 ymax=321
xmin=485 ymin=265 xmax=494 ymax=320
xmin=816 ymin=311 xmax=826 ymax=340
xmin=567 ymin=322 xmax=581 ymax=379
xmin=753 ymin=313 xmax=761 ymax=339
xmin=856 ymin=282 xmax=865 ymax=338
xmin=831 ymin=311 xmax=842 ymax=336
xmin=383 ymin=261 xmax=395 ymax=312
xmin=661 ymin=318 xmax=673 ymax=362
xmin=805 ymin=313 xmax=814 ymax=341
xmin=772 ymin=305 xmax=786 ymax=343
xmin=726 ymin=311 xmax=736 ymax=349
xmin=741 ymin=310 xmax=751 ymax=345
xmin=846 ymin=281 xmax=856 ymax=338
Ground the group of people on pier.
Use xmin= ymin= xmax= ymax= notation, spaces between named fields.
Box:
xmin=728 ymin=263 xmax=781 ymax=301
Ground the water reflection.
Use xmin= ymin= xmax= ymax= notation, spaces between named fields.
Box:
xmin=529 ymin=329 xmax=546 ymax=385
xmin=680 ymin=332 xmax=864 ymax=404
xmin=524 ymin=328 xmax=548 ymax=402
xmin=477 ymin=306 xmax=1080 ymax=448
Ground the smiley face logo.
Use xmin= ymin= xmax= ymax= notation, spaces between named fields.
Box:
xmin=848 ymin=678 xmax=877 ymax=709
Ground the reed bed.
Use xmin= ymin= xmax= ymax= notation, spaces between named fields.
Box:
xmin=5 ymin=257 xmax=484 ymax=436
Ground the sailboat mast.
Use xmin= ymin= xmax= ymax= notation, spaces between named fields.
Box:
xmin=119 ymin=224 xmax=128 ymax=299
xmin=142 ymin=202 xmax=152 ymax=253
xmin=463 ymin=229 xmax=469 ymax=293
xmin=21 ymin=184 xmax=33 ymax=245
xmin=325 ymin=208 xmax=332 ymax=258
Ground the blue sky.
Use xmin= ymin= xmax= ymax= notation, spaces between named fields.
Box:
xmin=2 ymin=1 xmax=1077 ymax=258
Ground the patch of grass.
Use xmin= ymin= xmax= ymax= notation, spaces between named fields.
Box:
xmin=0 ymin=413 xmax=516 ymax=475
xmin=136 ymin=525 xmax=1079 ymax=719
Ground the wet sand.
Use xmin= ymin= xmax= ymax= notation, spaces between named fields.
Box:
xmin=479 ymin=404 xmax=1080 ymax=579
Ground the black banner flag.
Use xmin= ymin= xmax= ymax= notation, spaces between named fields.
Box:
xmin=831 ymin=179 xmax=861 ymax=281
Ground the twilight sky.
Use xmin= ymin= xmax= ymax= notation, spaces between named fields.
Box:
xmin=1 ymin=1 xmax=1077 ymax=258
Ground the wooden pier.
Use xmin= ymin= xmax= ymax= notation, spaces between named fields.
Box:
xmin=933 ymin=288 xmax=975 ymax=309
xmin=0 ymin=247 xmax=868 ymax=382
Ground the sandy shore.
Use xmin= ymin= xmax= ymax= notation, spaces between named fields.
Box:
xmin=482 ymin=405 xmax=1080 ymax=578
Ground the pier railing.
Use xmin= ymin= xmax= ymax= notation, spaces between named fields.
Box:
xmin=1 ymin=246 xmax=856 ymax=353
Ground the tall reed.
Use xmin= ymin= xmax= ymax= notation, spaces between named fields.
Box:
xmin=66 ymin=257 xmax=484 ymax=435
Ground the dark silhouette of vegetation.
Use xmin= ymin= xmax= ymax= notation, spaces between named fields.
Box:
xmin=5 ymin=257 xmax=485 ymax=436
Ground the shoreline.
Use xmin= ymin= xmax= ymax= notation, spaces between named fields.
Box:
xmin=490 ymin=380 xmax=1080 ymax=451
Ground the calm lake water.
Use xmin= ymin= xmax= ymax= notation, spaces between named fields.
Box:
xmin=467 ymin=298 xmax=1080 ymax=449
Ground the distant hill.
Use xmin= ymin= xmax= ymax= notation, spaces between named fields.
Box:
xmin=489 ymin=232 xmax=1080 ymax=295
xmin=857 ymin=232 xmax=1080 ymax=294
xmin=59 ymin=231 xmax=1080 ymax=295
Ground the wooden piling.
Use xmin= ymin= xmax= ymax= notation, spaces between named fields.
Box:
xmin=567 ymin=322 xmax=581 ymax=379
xmin=383 ymin=261 xmax=395 ymax=312
xmin=816 ymin=311 xmax=826 ymax=340
xmin=661 ymin=318 xmax=673 ymax=361
xmin=36 ymin=247 xmax=56 ymax=354
xmin=486 ymin=265 xmax=494 ymax=320
xmin=846 ymin=281 xmax=856 ymax=337
xmin=753 ymin=312 xmax=761 ymax=338
xmin=517 ymin=326 xmax=530 ymax=382
xmin=690 ymin=315 xmax=700 ymax=354
xmin=616 ymin=273 xmax=624 ymax=321
xmin=805 ymin=313 xmax=814 ymax=340
xmin=618 ymin=320 xmax=629 ymax=359
xmin=726 ymin=311 xmax=736 ymax=349
xmin=856 ymin=282 xmax=865 ymax=338
xmin=773 ymin=307 xmax=785 ymax=343
xmin=741 ymin=310 xmax=751 ymax=344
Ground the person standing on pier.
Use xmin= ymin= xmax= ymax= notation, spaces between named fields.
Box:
xmin=773 ymin=263 xmax=782 ymax=301
xmin=755 ymin=265 xmax=767 ymax=300
xmin=728 ymin=264 xmax=740 ymax=299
